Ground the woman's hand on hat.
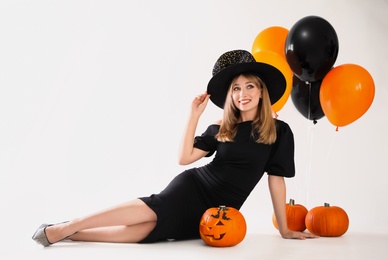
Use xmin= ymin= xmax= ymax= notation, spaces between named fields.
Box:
xmin=191 ymin=92 xmax=210 ymax=117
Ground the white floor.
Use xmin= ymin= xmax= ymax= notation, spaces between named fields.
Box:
xmin=4 ymin=231 xmax=387 ymax=260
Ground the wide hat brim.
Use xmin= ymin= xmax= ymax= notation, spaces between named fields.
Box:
xmin=207 ymin=62 xmax=286 ymax=109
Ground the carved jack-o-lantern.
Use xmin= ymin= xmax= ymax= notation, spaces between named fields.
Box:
xmin=199 ymin=205 xmax=247 ymax=247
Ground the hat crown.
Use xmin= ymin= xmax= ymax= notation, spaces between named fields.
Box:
xmin=212 ymin=50 xmax=256 ymax=76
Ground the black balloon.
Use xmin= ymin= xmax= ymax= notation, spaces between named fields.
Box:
xmin=285 ymin=16 xmax=339 ymax=82
xmin=291 ymin=75 xmax=325 ymax=124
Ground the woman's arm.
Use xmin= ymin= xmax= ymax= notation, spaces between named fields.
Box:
xmin=268 ymin=175 xmax=319 ymax=239
xmin=178 ymin=92 xmax=210 ymax=165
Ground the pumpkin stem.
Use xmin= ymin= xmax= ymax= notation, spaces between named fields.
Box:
xmin=289 ymin=199 xmax=295 ymax=206
xmin=219 ymin=205 xmax=228 ymax=211
xmin=212 ymin=206 xmax=231 ymax=220
xmin=324 ymin=203 xmax=330 ymax=207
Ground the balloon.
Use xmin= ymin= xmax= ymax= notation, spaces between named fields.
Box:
xmin=285 ymin=16 xmax=339 ymax=82
xmin=291 ymin=75 xmax=325 ymax=123
xmin=252 ymin=50 xmax=293 ymax=112
xmin=320 ymin=64 xmax=375 ymax=128
xmin=252 ymin=26 xmax=289 ymax=61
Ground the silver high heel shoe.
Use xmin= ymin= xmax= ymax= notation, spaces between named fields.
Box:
xmin=32 ymin=224 xmax=53 ymax=247
xmin=32 ymin=222 xmax=74 ymax=247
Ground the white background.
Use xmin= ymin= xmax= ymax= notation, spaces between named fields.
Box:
xmin=1 ymin=0 xmax=387 ymax=253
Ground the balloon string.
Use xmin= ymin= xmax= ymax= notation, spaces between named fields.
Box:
xmin=304 ymin=81 xmax=313 ymax=207
xmin=304 ymin=121 xmax=315 ymax=207
xmin=318 ymin=130 xmax=338 ymax=199
xmin=324 ymin=133 xmax=338 ymax=161
xmin=291 ymin=81 xmax=314 ymax=206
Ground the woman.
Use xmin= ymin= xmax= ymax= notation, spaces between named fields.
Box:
xmin=32 ymin=50 xmax=317 ymax=247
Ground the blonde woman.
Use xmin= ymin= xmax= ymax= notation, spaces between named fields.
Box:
xmin=32 ymin=50 xmax=317 ymax=247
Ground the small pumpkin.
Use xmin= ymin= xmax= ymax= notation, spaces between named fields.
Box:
xmin=272 ymin=198 xmax=308 ymax=232
xmin=199 ymin=205 xmax=246 ymax=247
xmin=305 ymin=203 xmax=349 ymax=237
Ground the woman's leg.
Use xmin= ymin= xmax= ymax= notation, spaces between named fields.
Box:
xmin=69 ymin=222 xmax=156 ymax=243
xmin=44 ymin=198 xmax=157 ymax=243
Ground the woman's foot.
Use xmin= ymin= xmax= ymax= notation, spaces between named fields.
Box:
xmin=31 ymin=224 xmax=53 ymax=247
xmin=32 ymin=221 xmax=74 ymax=246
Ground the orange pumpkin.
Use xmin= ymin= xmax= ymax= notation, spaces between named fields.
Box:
xmin=305 ymin=203 xmax=349 ymax=237
xmin=199 ymin=205 xmax=246 ymax=247
xmin=272 ymin=198 xmax=308 ymax=232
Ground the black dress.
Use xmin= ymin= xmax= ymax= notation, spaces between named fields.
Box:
xmin=138 ymin=119 xmax=295 ymax=243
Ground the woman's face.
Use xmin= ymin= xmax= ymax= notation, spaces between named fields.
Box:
xmin=231 ymin=75 xmax=262 ymax=113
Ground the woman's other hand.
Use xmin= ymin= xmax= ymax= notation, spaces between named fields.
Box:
xmin=280 ymin=229 xmax=319 ymax=240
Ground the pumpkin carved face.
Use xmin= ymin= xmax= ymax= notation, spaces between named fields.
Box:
xmin=199 ymin=205 xmax=246 ymax=247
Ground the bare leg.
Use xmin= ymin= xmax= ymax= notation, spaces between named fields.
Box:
xmin=45 ymin=199 xmax=157 ymax=244
xmin=69 ymin=222 xmax=156 ymax=243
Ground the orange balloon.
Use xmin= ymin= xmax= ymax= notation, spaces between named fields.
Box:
xmin=253 ymin=50 xmax=293 ymax=112
xmin=252 ymin=26 xmax=289 ymax=61
xmin=320 ymin=64 xmax=375 ymax=128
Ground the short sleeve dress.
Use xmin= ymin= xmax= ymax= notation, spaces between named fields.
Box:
xmin=138 ymin=119 xmax=295 ymax=243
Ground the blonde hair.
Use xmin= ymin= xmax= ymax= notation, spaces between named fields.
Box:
xmin=215 ymin=73 xmax=277 ymax=144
